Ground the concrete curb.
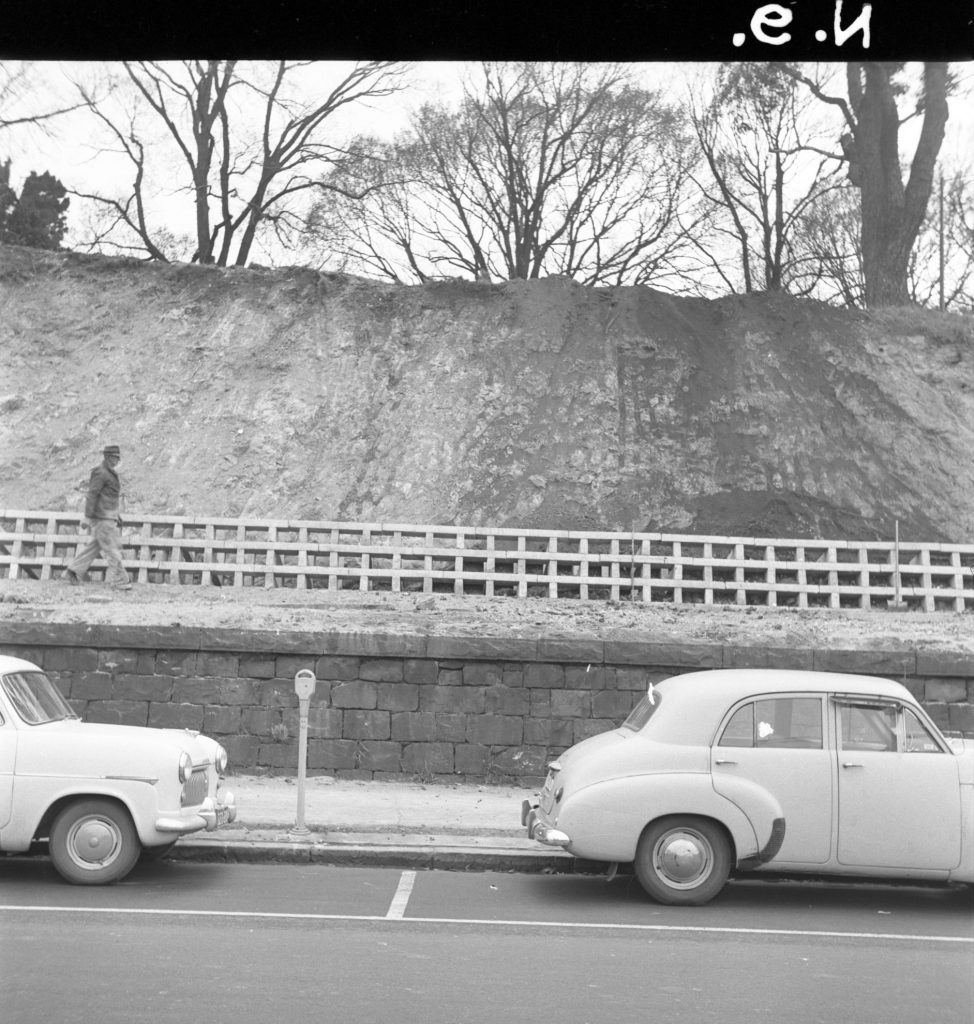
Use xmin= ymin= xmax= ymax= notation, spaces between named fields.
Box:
xmin=168 ymin=832 xmax=584 ymax=874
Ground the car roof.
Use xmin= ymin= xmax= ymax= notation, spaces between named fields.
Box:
xmin=0 ymin=655 xmax=43 ymax=674
xmin=644 ymin=669 xmax=915 ymax=745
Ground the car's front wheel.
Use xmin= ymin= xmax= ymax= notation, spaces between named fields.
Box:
xmin=635 ymin=816 xmax=731 ymax=906
xmin=49 ymin=799 xmax=141 ymax=885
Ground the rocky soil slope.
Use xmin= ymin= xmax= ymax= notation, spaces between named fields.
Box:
xmin=1 ymin=244 xmax=972 ymax=543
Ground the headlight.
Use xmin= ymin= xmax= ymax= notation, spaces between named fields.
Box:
xmin=214 ymin=744 xmax=228 ymax=776
xmin=178 ymin=751 xmax=193 ymax=783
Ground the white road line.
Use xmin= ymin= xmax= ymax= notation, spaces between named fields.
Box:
xmin=1 ymin=905 xmax=970 ymax=943
xmin=386 ymin=870 xmax=416 ymax=919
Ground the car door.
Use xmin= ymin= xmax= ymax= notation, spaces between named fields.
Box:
xmin=0 ymin=700 xmax=16 ymax=831
xmin=712 ymin=694 xmax=832 ymax=864
xmin=833 ymin=697 xmax=961 ymax=870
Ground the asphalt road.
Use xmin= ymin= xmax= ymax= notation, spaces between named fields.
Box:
xmin=2 ymin=858 xmax=972 ymax=1024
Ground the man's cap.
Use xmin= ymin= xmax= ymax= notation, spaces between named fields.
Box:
xmin=103 ymin=445 xmax=121 ymax=456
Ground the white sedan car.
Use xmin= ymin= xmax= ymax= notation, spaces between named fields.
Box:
xmin=523 ymin=669 xmax=974 ymax=905
xmin=0 ymin=655 xmax=236 ymax=884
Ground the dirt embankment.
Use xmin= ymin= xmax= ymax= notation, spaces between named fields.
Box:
xmin=1 ymin=244 xmax=972 ymax=544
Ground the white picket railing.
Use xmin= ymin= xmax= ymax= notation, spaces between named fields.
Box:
xmin=1 ymin=509 xmax=972 ymax=612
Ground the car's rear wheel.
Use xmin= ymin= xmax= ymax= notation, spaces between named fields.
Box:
xmin=49 ymin=799 xmax=141 ymax=885
xmin=635 ymin=816 xmax=731 ymax=906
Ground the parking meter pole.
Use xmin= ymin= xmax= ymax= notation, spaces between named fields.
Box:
xmin=288 ymin=670 xmax=317 ymax=840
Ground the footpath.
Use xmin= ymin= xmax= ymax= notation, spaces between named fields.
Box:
xmin=173 ymin=774 xmax=579 ymax=874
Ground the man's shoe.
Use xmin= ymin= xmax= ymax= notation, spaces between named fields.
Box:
xmin=63 ymin=569 xmax=81 ymax=585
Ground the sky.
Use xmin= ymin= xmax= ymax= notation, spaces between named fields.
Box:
xmin=2 ymin=59 xmax=972 ymax=265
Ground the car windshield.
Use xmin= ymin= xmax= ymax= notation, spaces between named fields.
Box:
xmin=1 ymin=671 xmax=78 ymax=725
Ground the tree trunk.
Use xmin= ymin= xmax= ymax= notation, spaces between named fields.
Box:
xmin=849 ymin=63 xmax=948 ymax=308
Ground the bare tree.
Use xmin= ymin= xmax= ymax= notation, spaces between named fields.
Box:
xmin=0 ymin=61 xmax=88 ymax=135
xmin=309 ymin=62 xmax=700 ymax=287
xmin=781 ymin=62 xmax=950 ymax=308
xmin=73 ymin=60 xmax=408 ymax=265
xmin=687 ymin=63 xmax=844 ymax=296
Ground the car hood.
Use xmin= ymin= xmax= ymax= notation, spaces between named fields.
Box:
xmin=12 ymin=719 xmax=220 ymax=778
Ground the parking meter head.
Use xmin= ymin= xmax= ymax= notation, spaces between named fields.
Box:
xmin=294 ymin=669 xmax=317 ymax=700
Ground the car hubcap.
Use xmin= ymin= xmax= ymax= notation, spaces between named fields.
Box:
xmin=654 ymin=829 xmax=713 ymax=889
xmin=67 ymin=816 xmax=122 ymax=869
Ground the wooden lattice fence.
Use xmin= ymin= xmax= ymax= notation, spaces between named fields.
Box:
xmin=1 ymin=510 xmax=972 ymax=612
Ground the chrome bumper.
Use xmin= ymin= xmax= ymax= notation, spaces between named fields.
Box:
xmin=155 ymin=789 xmax=237 ymax=834
xmin=521 ymin=799 xmax=571 ymax=848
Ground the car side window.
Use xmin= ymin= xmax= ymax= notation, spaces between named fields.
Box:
xmin=839 ymin=704 xmax=897 ymax=752
xmin=718 ymin=697 xmax=823 ymax=749
xmin=902 ymin=707 xmax=944 ymax=753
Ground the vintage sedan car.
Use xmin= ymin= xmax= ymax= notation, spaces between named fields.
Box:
xmin=522 ymin=668 xmax=974 ymax=905
xmin=0 ymin=655 xmax=236 ymax=884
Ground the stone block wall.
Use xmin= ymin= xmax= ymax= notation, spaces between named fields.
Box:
xmin=2 ymin=623 xmax=972 ymax=784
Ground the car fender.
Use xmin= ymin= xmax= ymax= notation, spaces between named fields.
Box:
xmin=0 ymin=775 xmax=170 ymax=852
xmin=556 ymin=773 xmax=763 ymax=864
xmin=709 ymin=773 xmax=787 ymax=868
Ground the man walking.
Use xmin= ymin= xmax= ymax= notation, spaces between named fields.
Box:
xmin=63 ymin=444 xmax=132 ymax=591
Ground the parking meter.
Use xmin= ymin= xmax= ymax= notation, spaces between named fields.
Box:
xmin=289 ymin=670 xmax=317 ymax=838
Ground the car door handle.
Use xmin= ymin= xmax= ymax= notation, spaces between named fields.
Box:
xmin=842 ymin=762 xmax=864 ymax=768
xmin=714 ymin=759 xmax=738 ymax=766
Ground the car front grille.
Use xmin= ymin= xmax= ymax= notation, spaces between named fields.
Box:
xmin=181 ymin=768 xmax=208 ymax=808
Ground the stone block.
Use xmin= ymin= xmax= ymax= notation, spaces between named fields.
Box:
xmin=356 ymin=741 xmax=404 ymax=773
xmin=203 ymin=705 xmax=242 ymax=735
xmin=306 ymin=707 xmax=343 ymax=738
xmin=156 ymin=650 xmax=200 ymax=677
xmin=564 ymin=664 xmax=609 ymax=690
xmin=924 ymin=702 xmax=950 ymax=731
xmin=419 ymin=685 xmax=485 ymax=714
xmin=197 ymin=652 xmax=240 ymax=678
xmin=86 ymin=700 xmax=148 ymax=727
xmin=463 ymin=663 xmax=504 ymax=686
xmin=0 ymin=645 xmax=45 ymax=663
xmin=343 ymin=710 xmax=390 ymax=740
xmin=274 ymin=654 xmax=317 ymax=680
xmin=314 ymin=656 xmax=360 ymax=681
xmin=924 ymin=680 xmax=968 ymax=703
xmin=238 ymin=654 xmax=277 ymax=679
xmin=523 ymin=718 xmax=574 ymax=747
xmin=427 ymin=635 xmax=537 ymax=661
xmin=241 ymin=707 xmax=279 ymax=735
xmin=69 ymin=671 xmax=114 ymax=701
xmin=574 ymin=718 xmax=617 ymax=742
xmin=537 ymin=637 xmax=604 ymax=664
xmin=947 ymin=703 xmax=974 ymax=735
xmin=97 ymin=649 xmax=143 ymax=674
xmin=113 ymin=673 xmax=174 ymax=702
xmin=434 ymin=713 xmax=467 ymax=743
xmin=550 ymin=689 xmax=590 ymax=718
xmin=173 ymin=676 xmax=258 ymax=706
xmin=318 ymin=631 xmax=426 ymax=658
xmin=403 ymin=659 xmax=438 ymax=685
xmin=465 ymin=714 xmax=522 ymax=745
xmin=488 ymin=746 xmax=547 ymax=777
xmin=437 ymin=668 xmax=463 ymax=686
xmin=377 ymin=683 xmax=419 ymax=712
xmin=256 ymin=680 xmax=301 ymax=708
xmin=401 ymin=742 xmax=453 ymax=775
xmin=485 ymin=683 xmax=530 ymax=716
xmin=604 ymin=640 xmax=722 ymax=668
xmin=223 ymin=734 xmax=259 ymax=768
xmin=454 ymin=744 xmax=490 ymax=775
xmin=722 ymin=646 xmax=814 ymax=670
xmin=614 ymin=667 xmax=657 ymax=691
xmin=502 ymin=667 xmax=524 ymax=687
xmin=391 ymin=712 xmax=436 ymax=742
xmin=307 ymin=739 xmax=359 ymax=770
xmin=330 ymin=680 xmax=378 ymax=709
xmin=523 ymin=663 xmax=564 ymax=689
xmin=359 ymin=658 xmax=405 ymax=683
xmin=148 ymin=702 xmax=204 ymax=730
xmin=917 ymin=651 xmax=974 ymax=678
xmin=592 ymin=690 xmax=634 ymax=720
xmin=258 ymin=742 xmax=298 ymax=769
xmin=530 ymin=690 xmax=551 ymax=717
xmin=43 ymin=647 xmax=98 ymax=672
xmin=813 ymin=649 xmax=915 ymax=676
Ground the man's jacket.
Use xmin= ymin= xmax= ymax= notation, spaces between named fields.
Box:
xmin=84 ymin=463 xmax=121 ymax=521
